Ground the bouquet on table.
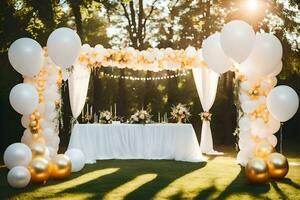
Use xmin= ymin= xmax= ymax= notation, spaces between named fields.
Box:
xmin=99 ymin=110 xmax=112 ymax=124
xmin=129 ymin=109 xmax=152 ymax=124
xmin=171 ymin=103 xmax=191 ymax=123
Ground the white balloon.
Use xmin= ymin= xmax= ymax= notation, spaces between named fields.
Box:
xmin=267 ymin=115 xmax=281 ymax=134
xmin=268 ymin=61 xmax=282 ymax=77
xmin=251 ymin=118 xmax=268 ymax=137
xmin=21 ymin=115 xmax=29 ymax=128
xmin=4 ymin=143 xmax=32 ymax=169
xmin=21 ymin=129 xmax=33 ymax=145
xmin=7 ymin=166 xmax=31 ymax=188
xmin=9 ymin=83 xmax=38 ymax=115
xmin=8 ymin=38 xmax=43 ymax=77
xmin=65 ymin=149 xmax=85 ymax=172
xmin=240 ymin=81 xmax=252 ymax=91
xmin=202 ymin=33 xmax=232 ymax=74
xmin=241 ymin=100 xmax=259 ymax=113
xmin=240 ymin=33 xmax=282 ymax=78
xmin=220 ymin=20 xmax=256 ymax=63
xmin=37 ymin=103 xmax=45 ymax=115
xmin=47 ymin=135 xmax=60 ymax=147
xmin=45 ymin=102 xmax=56 ymax=113
xmin=267 ymin=85 xmax=299 ymax=122
xmin=239 ymin=116 xmax=251 ymax=131
xmin=47 ymin=146 xmax=57 ymax=158
xmin=237 ymin=150 xmax=252 ymax=167
xmin=267 ymin=135 xmax=278 ymax=147
xmin=43 ymin=128 xmax=55 ymax=141
xmin=46 ymin=75 xmax=58 ymax=85
xmin=47 ymin=27 xmax=82 ymax=69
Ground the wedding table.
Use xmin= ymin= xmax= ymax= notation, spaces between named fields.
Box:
xmin=68 ymin=123 xmax=205 ymax=163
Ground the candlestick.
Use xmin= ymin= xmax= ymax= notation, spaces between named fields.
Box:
xmin=86 ymin=103 xmax=89 ymax=116
xmin=158 ymin=112 xmax=160 ymax=123
xmin=110 ymin=105 xmax=112 ymax=114
xmin=114 ymin=103 xmax=117 ymax=118
xmin=90 ymin=105 xmax=93 ymax=115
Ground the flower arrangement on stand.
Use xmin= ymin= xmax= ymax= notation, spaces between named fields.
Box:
xmin=170 ymin=103 xmax=191 ymax=123
xmin=129 ymin=110 xmax=152 ymax=124
xmin=99 ymin=110 xmax=112 ymax=124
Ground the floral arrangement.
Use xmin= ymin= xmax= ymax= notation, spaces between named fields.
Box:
xmin=99 ymin=110 xmax=112 ymax=124
xmin=200 ymin=112 xmax=212 ymax=121
xmin=129 ymin=110 xmax=152 ymax=124
xmin=76 ymin=45 xmax=207 ymax=71
xmin=170 ymin=103 xmax=191 ymax=123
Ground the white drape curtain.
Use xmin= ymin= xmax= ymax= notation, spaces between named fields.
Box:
xmin=68 ymin=64 xmax=91 ymax=119
xmin=192 ymin=67 xmax=220 ymax=154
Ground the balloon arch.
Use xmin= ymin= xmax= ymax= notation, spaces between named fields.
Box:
xmin=4 ymin=20 xmax=299 ymax=188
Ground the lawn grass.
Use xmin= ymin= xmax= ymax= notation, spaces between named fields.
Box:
xmin=0 ymin=148 xmax=299 ymax=200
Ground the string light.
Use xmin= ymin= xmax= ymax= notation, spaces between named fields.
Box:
xmin=100 ymin=70 xmax=190 ymax=81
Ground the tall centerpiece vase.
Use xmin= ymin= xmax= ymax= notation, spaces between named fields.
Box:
xmin=177 ymin=116 xmax=183 ymax=124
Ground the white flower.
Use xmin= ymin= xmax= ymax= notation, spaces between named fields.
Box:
xmin=105 ymin=115 xmax=110 ymax=120
xmin=139 ymin=113 xmax=145 ymax=120
xmin=178 ymin=110 xmax=183 ymax=115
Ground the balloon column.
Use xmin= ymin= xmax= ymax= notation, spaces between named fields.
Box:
xmin=202 ymin=20 xmax=298 ymax=183
xmin=4 ymin=27 xmax=85 ymax=188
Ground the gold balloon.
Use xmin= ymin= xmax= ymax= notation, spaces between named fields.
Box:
xmin=245 ymin=157 xmax=269 ymax=184
xmin=29 ymin=120 xmax=38 ymax=127
xmin=34 ymin=111 xmax=41 ymax=120
xmin=28 ymin=157 xmax=51 ymax=183
xmin=30 ymin=114 xmax=36 ymax=121
xmin=51 ymin=154 xmax=72 ymax=179
xmin=255 ymin=141 xmax=275 ymax=158
xmin=30 ymin=142 xmax=47 ymax=157
xmin=267 ymin=153 xmax=289 ymax=178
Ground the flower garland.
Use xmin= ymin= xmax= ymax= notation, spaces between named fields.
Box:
xmin=77 ymin=45 xmax=207 ymax=71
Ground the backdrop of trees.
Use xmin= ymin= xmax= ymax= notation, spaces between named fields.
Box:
xmin=1 ymin=0 xmax=299 ymax=154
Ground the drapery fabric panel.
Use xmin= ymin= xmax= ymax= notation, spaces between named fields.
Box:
xmin=68 ymin=64 xmax=90 ymax=119
xmin=192 ymin=67 xmax=219 ymax=154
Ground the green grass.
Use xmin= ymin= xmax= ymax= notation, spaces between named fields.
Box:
xmin=0 ymin=149 xmax=299 ymax=200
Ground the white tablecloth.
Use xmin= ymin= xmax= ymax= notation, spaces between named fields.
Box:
xmin=68 ymin=123 xmax=205 ymax=163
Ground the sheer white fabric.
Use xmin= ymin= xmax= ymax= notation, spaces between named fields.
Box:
xmin=68 ymin=124 xmax=206 ymax=163
xmin=68 ymin=64 xmax=90 ymax=119
xmin=192 ymin=67 xmax=222 ymax=155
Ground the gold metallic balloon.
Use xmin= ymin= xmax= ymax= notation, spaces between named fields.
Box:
xmin=28 ymin=157 xmax=51 ymax=183
xmin=30 ymin=142 xmax=47 ymax=157
xmin=29 ymin=120 xmax=38 ymax=127
xmin=245 ymin=157 xmax=269 ymax=184
xmin=51 ymin=154 xmax=72 ymax=179
xmin=34 ymin=111 xmax=41 ymax=120
xmin=255 ymin=141 xmax=275 ymax=158
xmin=30 ymin=114 xmax=36 ymax=121
xmin=266 ymin=153 xmax=289 ymax=178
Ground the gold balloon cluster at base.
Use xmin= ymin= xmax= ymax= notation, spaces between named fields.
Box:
xmin=28 ymin=140 xmax=71 ymax=183
xmin=29 ymin=111 xmax=41 ymax=134
xmin=245 ymin=142 xmax=289 ymax=184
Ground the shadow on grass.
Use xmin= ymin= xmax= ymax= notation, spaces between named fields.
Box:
xmin=60 ymin=160 xmax=206 ymax=200
xmin=213 ymin=166 xmax=271 ymax=200
xmin=0 ymin=160 xmax=206 ymax=200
